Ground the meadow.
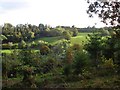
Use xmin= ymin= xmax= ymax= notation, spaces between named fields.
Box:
xmin=1 ymin=32 xmax=91 ymax=53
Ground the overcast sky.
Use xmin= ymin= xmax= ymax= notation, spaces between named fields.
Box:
xmin=0 ymin=0 xmax=106 ymax=28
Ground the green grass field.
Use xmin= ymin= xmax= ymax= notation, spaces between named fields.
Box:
xmin=38 ymin=36 xmax=61 ymax=43
xmin=36 ymin=32 xmax=91 ymax=44
xmin=71 ymin=33 xmax=91 ymax=45
xmin=1 ymin=32 xmax=91 ymax=53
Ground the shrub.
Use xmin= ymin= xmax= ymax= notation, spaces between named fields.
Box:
xmin=8 ymin=42 xmax=13 ymax=49
xmin=18 ymin=50 xmax=33 ymax=65
xmin=73 ymin=51 xmax=89 ymax=75
xmin=48 ymin=29 xmax=63 ymax=36
xmin=40 ymin=45 xmax=50 ymax=55
xmin=11 ymin=44 xmax=18 ymax=49
xmin=62 ymin=48 xmax=74 ymax=77
xmin=52 ymin=39 xmax=70 ymax=55
xmin=63 ymin=64 xmax=72 ymax=77
xmin=19 ymin=65 xmax=36 ymax=87
xmin=100 ymin=29 xmax=110 ymax=36
xmin=38 ymin=40 xmax=49 ymax=47
xmin=72 ymin=29 xmax=78 ymax=36
xmin=18 ymin=40 xmax=27 ymax=49
xmin=2 ymin=53 xmax=11 ymax=79
xmin=102 ymin=58 xmax=115 ymax=69
xmin=98 ymin=57 xmax=117 ymax=76
xmin=40 ymin=57 xmax=57 ymax=73
xmin=82 ymin=69 xmax=93 ymax=79
xmin=84 ymin=32 xmax=103 ymax=66
xmin=2 ymin=52 xmax=21 ymax=79
xmin=62 ymin=31 xmax=71 ymax=40
xmin=72 ymin=44 xmax=81 ymax=51
xmin=2 ymin=44 xmax=10 ymax=49
xmin=65 ymin=48 xmax=74 ymax=64
xmin=31 ymin=41 xmax=36 ymax=48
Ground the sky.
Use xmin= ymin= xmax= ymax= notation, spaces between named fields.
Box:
xmin=0 ymin=0 xmax=106 ymax=28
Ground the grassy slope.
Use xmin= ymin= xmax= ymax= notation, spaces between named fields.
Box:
xmin=35 ymin=33 xmax=91 ymax=45
xmin=1 ymin=32 xmax=91 ymax=53
xmin=70 ymin=33 xmax=91 ymax=45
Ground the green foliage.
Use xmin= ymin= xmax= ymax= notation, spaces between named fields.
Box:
xmin=38 ymin=40 xmax=49 ymax=46
xmin=2 ymin=53 xmax=11 ymax=79
xmin=82 ymin=69 xmax=93 ymax=79
xmin=2 ymin=51 xmax=21 ymax=79
xmin=73 ymin=51 xmax=89 ymax=75
xmin=101 ymin=58 xmax=115 ymax=69
xmin=18 ymin=40 xmax=27 ymax=49
xmin=51 ymin=39 xmax=70 ymax=56
xmin=2 ymin=44 xmax=10 ymax=49
xmin=40 ymin=57 xmax=57 ymax=74
xmin=30 ymin=41 xmax=37 ymax=48
xmin=8 ymin=42 xmax=13 ymax=48
xmin=40 ymin=45 xmax=50 ymax=55
xmin=63 ymin=64 xmax=72 ymax=77
xmin=48 ymin=29 xmax=63 ymax=37
xmin=102 ymin=37 xmax=116 ymax=60
xmin=72 ymin=44 xmax=81 ymax=51
xmin=101 ymin=31 xmax=120 ymax=67
xmin=87 ymin=1 xmax=120 ymax=27
xmin=2 ymin=42 xmax=15 ymax=49
xmin=65 ymin=48 xmax=74 ymax=64
xmin=11 ymin=44 xmax=18 ymax=49
xmin=72 ymin=28 xmax=78 ymax=36
xmin=100 ymin=29 xmax=110 ymax=36
xmin=2 ymin=22 xmax=120 ymax=88
xmin=0 ymin=34 xmax=7 ymax=41
xmin=84 ymin=32 xmax=103 ymax=66
xmin=97 ymin=57 xmax=117 ymax=76
xmin=62 ymin=31 xmax=71 ymax=40
xmin=15 ymin=50 xmax=40 ymax=87
xmin=62 ymin=48 xmax=74 ymax=77
xmin=18 ymin=65 xmax=36 ymax=87
xmin=18 ymin=49 xmax=41 ymax=67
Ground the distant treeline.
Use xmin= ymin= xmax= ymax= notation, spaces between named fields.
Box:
xmin=1 ymin=23 xmax=78 ymax=44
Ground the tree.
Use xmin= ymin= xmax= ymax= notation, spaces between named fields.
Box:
xmin=39 ymin=23 xmax=45 ymax=31
xmin=100 ymin=28 xmax=110 ymax=36
xmin=84 ymin=33 xmax=103 ymax=66
xmin=73 ymin=51 xmax=89 ymax=75
xmin=2 ymin=53 xmax=11 ymax=79
xmin=72 ymin=28 xmax=78 ymax=36
xmin=87 ymin=0 xmax=120 ymax=28
xmin=8 ymin=42 xmax=13 ymax=49
xmin=87 ymin=0 xmax=120 ymax=72
xmin=62 ymin=31 xmax=71 ymax=40
xmin=18 ymin=40 xmax=27 ymax=49
xmin=2 ymin=52 xmax=21 ymax=79
xmin=0 ymin=34 xmax=7 ymax=41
